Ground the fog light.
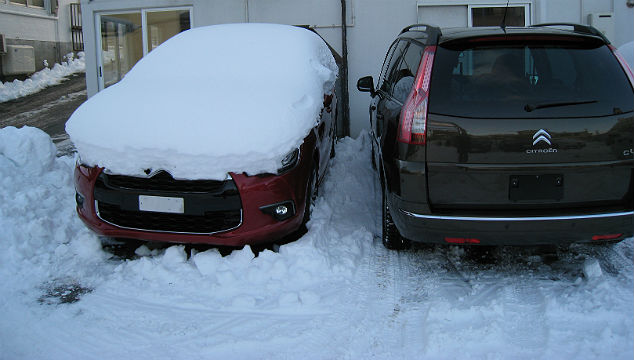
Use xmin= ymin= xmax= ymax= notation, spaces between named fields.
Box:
xmin=75 ymin=192 xmax=85 ymax=208
xmin=260 ymin=201 xmax=295 ymax=221
xmin=275 ymin=205 xmax=288 ymax=216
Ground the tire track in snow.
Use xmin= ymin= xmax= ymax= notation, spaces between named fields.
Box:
xmin=390 ymin=249 xmax=434 ymax=356
xmin=501 ymin=281 xmax=548 ymax=357
xmin=339 ymin=235 xmax=398 ymax=359
xmin=79 ymin=289 xmax=333 ymax=350
xmin=379 ymin=246 xmax=464 ymax=357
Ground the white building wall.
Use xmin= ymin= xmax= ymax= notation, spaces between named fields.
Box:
xmin=1 ymin=0 xmax=80 ymax=76
xmin=347 ymin=0 xmax=417 ymax=136
xmin=0 ymin=10 xmax=58 ymax=42
xmin=81 ymin=0 xmax=634 ymax=136
xmin=0 ymin=0 xmax=76 ymax=43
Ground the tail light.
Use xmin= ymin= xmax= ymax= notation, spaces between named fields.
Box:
xmin=592 ymin=234 xmax=623 ymax=241
xmin=398 ymin=46 xmax=436 ymax=145
xmin=609 ymin=45 xmax=634 ymax=87
xmin=445 ymin=237 xmax=481 ymax=244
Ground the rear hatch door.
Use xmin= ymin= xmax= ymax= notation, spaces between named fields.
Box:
xmin=425 ymin=34 xmax=634 ymax=213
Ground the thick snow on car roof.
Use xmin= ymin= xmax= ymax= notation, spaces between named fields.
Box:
xmin=618 ymin=41 xmax=634 ymax=69
xmin=66 ymin=23 xmax=338 ymax=180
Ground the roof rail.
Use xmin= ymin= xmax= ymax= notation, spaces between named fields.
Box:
xmin=531 ymin=23 xmax=610 ymax=44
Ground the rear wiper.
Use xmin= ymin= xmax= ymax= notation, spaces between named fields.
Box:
xmin=524 ymin=99 xmax=597 ymax=112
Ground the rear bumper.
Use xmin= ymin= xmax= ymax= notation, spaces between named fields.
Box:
xmin=390 ymin=196 xmax=633 ymax=245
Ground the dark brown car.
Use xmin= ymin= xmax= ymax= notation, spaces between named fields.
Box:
xmin=358 ymin=24 xmax=634 ymax=249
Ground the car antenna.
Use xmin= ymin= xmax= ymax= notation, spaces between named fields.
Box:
xmin=500 ymin=0 xmax=510 ymax=32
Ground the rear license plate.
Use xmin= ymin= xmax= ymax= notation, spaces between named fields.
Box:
xmin=139 ymin=195 xmax=184 ymax=214
xmin=509 ymin=174 xmax=563 ymax=201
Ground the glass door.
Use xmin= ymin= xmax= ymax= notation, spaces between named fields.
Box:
xmin=145 ymin=9 xmax=191 ymax=54
xmin=96 ymin=8 xmax=192 ymax=90
xmin=97 ymin=12 xmax=143 ymax=89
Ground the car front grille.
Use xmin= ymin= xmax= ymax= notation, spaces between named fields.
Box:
xmin=94 ymin=172 xmax=242 ymax=234
xmin=96 ymin=202 xmax=241 ymax=234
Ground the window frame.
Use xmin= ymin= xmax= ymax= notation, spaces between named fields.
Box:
xmin=376 ymin=40 xmax=400 ymax=94
xmin=379 ymin=40 xmax=409 ymax=95
xmin=8 ymin=0 xmax=45 ymax=8
xmin=141 ymin=6 xmax=192 ymax=57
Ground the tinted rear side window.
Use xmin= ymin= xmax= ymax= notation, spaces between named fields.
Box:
xmin=379 ymin=40 xmax=408 ymax=93
xmin=390 ymin=42 xmax=424 ymax=103
xmin=428 ymin=37 xmax=634 ymax=118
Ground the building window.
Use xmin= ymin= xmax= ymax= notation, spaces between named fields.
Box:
xmin=470 ymin=5 xmax=529 ymax=27
xmin=96 ymin=7 xmax=192 ymax=89
xmin=146 ymin=9 xmax=191 ymax=54
xmin=9 ymin=0 xmax=45 ymax=8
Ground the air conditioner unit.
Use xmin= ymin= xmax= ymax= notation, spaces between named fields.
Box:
xmin=0 ymin=34 xmax=7 ymax=54
xmin=1 ymin=45 xmax=36 ymax=75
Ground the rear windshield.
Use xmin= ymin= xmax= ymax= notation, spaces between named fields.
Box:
xmin=428 ymin=37 xmax=634 ymax=118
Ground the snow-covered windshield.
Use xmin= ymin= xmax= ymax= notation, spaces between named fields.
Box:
xmin=66 ymin=24 xmax=338 ymax=180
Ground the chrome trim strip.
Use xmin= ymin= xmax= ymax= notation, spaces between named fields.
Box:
xmin=95 ymin=201 xmax=243 ymax=235
xmin=430 ymin=159 xmax=634 ymax=170
xmin=399 ymin=210 xmax=634 ymax=222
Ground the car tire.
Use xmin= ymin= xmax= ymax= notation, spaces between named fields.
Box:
xmin=370 ymin=141 xmax=377 ymax=170
xmin=330 ymin=122 xmax=337 ymax=159
xmin=302 ymin=166 xmax=318 ymax=226
xmin=382 ymin=186 xmax=410 ymax=250
xmin=330 ymin=136 xmax=336 ymax=159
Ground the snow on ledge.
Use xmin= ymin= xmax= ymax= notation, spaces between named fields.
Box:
xmin=66 ymin=24 xmax=338 ymax=180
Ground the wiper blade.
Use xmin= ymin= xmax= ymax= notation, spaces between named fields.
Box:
xmin=524 ymin=100 xmax=597 ymax=112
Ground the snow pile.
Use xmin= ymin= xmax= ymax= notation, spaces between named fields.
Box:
xmin=0 ymin=126 xmax=104 ymax=264
xmin=0 ymin=126 xmax=56 ymax=174
xmin=0 ymin=127 xmax=107 ymax=343
xmin=583 ymin=258 xmax=603 ymax=279
xmin=66 ymin=24 xmax=339 ymax=180
xmin=0 ymin=52 xmax=85 ymax=103
xmin=1 ymin=127 xmax=633 ymax=359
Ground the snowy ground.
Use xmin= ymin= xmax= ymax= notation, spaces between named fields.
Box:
xmin=0 ymin=52 xmax=85 ymax=103
xmin=0 ymin=127 xmax=632 ymax=359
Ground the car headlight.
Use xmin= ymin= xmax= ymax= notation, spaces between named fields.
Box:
xmin=277 ymin=148 xmax=300 ymax=174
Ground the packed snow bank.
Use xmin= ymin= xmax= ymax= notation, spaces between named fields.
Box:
xmin=66 ymin=24 xmax=338 ymax=180
xmin=0 ymin=52 xmax=85 ymax=103
xmin=1 ymin=127 xmax=633 ymax=359
xmin=0 ymin=126 xmax=56 ymax=174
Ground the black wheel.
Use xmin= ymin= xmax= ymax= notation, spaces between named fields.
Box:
xmin=302 ymin=166 xmax=318 ymax=225
xmin=330 ymin=122 xmax=337 ymax=159
xmin=330 ymin=135 xmax=336 ymax=158
xmin=370 ymin=141 xmax=377 ymax=170
xmin=382 ymin=187 xmax=410 ymax=250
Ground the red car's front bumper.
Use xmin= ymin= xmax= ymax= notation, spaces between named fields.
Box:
xmin=74 ymin=151 xmax=312 ymax=247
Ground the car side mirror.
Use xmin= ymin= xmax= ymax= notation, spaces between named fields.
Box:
xmin=357 ymin=76 xmax=376 ymax=96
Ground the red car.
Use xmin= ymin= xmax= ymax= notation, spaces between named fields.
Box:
xmin=74 ymin=123 xmax=336 ymax=246
xmin=71 ymin=25 xmax=339 ymax=247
